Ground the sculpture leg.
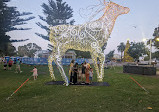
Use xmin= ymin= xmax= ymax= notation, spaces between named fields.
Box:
xmin=54 ymin=49 xmax=69 ymax=86
xmin=90 ymin=52 xmax=100 ymax=81
xmin=48 ymin=54 xmax=56 ymax=81
xmin=98 ymin=52 xmax=105 ymax=82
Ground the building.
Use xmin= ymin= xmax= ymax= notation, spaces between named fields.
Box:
xmin=62 ymin=50 xmax=76 ymax=59
xmin=113 ymin=54 xmax=121 ymax=60
xmin=35 ymin=50 xmax=77 ymax=59
xmin=34 ymin=50 xmax=50 ymax=58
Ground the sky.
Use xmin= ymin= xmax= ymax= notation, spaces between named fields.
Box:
xmin=7 ymin=0 xmax=159 ymax=54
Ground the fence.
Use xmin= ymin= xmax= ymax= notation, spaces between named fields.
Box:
xmin=5 ymin=56 xmax=88 ymax=65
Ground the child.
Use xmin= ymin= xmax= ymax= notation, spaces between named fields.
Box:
xmin=89 ymin=68 xmax=93 ymax=84
xmin=31 ymin=66 xmax=38 ymax=80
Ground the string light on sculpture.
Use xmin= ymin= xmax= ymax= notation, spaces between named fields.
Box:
xmin=48 ymin=0 xmax=130 ymax=86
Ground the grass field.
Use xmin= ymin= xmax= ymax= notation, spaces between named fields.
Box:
xmin=0 ymin=64 xmax=159 ymax=112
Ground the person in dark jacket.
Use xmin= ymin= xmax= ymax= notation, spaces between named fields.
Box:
xmin=69 ymin=60 xmax=74 ymax=84
xmin=73 ymin=63 xmax=78 ymax=84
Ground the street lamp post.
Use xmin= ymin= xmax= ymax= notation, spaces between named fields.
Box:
xmin=143 ymin=37 xmax=159 ymax=65
xmin=143 ymin=38 xmax=152 ymax=65
xmin=149 ymin=39 xmax=152 ymax=65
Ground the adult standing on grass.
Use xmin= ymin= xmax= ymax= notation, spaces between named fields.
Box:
xmin=69 ymin=60 xmax=74 ymax=84
xmin=8 ymin=59 xmax=13 ymax=70
xmin=13 ymin=58 xmax=16 ymax=64
xmin=81 ymin=63 xmax=86 ymax=84
xmin=3 ymin=59 xmax=7 ymax=70
xmin=85 ymin=62 xmax=90 ymax=84
xmin=73 ymin=63 xmax=78 ymax=84
xmin=15 ymin=59 xmax=22 ymax=73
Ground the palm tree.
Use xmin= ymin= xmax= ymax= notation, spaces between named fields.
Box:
xmin=117 ymin=42 xmax=125 ymax=61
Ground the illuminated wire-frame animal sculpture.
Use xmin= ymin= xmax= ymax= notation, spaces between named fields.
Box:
xmin=48 ymin=1 xmax=130 ymax=86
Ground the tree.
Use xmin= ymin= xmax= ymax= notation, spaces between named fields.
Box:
xmin=18 ymin=43 xmax=42 ymax=57
xmin=36 ymin=0 xmax=75 ymax=41
xmin=101 ymin=43 xmax=107 ymax=52
xmin=117 ymin=42 xmax=125 ymax=61
xmin=0 ymin=0 xmax=35 ymax=55
xmin=72 ymin=50 xmax=91 ymax=58
xmin=152 ymin=26 xmax=159 ymax=49
xmin=152 ymin=51 xmax=159 ymax=59
xmin=144 ymin=56 xmax=149 ymax=61
xmin=128 ymin=42 xmax=148 ymax=60
xmin=36 ymin=0 xmax=81 ymax=58
xmin=0 ymin=42 xmax=16 ymax=56
xmin=105 ymin=50 xmax=115 ymax=61
xmin=36 ymin=0 xmax=98 ymax=59
xmin=144 ymin=51 xmax=159 ymax=61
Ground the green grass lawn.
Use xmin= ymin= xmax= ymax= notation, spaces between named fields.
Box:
xmin=0 ymin=64 xmax=159 ymax=112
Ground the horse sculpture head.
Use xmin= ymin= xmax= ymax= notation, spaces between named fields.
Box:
xmin=97 ymin=0 xmax=130 ymax=36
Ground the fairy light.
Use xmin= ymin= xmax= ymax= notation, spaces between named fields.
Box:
xmin=48 ymin=1 xmax=130 ymax=86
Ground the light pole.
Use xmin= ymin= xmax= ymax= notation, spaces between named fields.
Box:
xmin=149 ymin=39 xmax=152 ymax=65
xmin=143 ymin=38 xmax=152 ymax=65
xmin=143 ymin=37 xmax=159 ymax=65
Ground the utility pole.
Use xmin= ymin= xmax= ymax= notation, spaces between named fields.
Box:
xmin=149 ymin=39 xmax=152 ymax=65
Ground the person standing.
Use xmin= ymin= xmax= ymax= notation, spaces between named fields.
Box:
xmin=73 ymin=63 xmax=78 ymax=84
xmin=89 ymin=68 xmax=93 ymax=84
xmin=81 ymin=63 xmax=86 ymax=84
xmin=85 ymin=62 xmax=90 ymax=84
xmin=31 ymin=66 xmax=38 ymax=80
xmin=3 ymin=59 xmax=7 ymax=70
xmin=8 ymin=59 xmax=13 ymax=70
xmin=15 ymin=59 xmax=22 ymax=73
xmin=13 ymin=58 xmax=16 ymax=64
xmin=69 ymin=60 xmax=74 ymax=84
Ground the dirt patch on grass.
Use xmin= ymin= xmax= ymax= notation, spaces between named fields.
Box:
xmin=38 ymin=72 xmax=47 ymax=75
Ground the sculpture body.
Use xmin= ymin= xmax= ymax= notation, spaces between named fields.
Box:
xmin=48 ymin=1 xmax=130 ymax=86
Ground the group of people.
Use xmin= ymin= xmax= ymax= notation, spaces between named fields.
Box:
xmin=69 ymin=60 xmax=93 ymax=85
xmin=1 ymin=57 xmax=38 ymax=80
xmin=1 ymin=57 xmax=22 ymax=73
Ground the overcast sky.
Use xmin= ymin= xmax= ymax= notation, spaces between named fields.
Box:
xmin=7 ymin=0 xmax=159 ymax=54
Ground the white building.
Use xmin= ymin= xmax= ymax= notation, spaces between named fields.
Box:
xmin=62 ymin=50 xmax=76 ymax=59
xmin=34 ymin=50 xmax=77 ymax=59
xmin=113 ymin=54 xmax=121 ymax=60
xmin=34 ymin=50 xmax=50 ymax=58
